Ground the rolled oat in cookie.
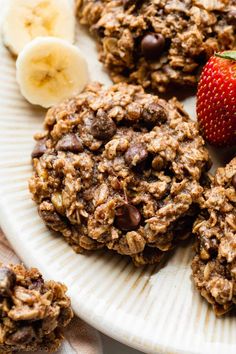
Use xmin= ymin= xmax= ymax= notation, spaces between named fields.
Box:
xmin=29 ymin=82 xmax=210 ymax=266
xmin=0 ymin=264 xmax=73 ymax=353
xmin=192 ymin=157 xmax=236 ymax=316
xmin=76 ymin=0 xmax=236 ymax=93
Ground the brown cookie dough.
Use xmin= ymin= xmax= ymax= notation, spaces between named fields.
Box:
xmin=0 ymin=264 xmax=73 ymax=353
xmin=192 ymin=157 xmax=236 ymax=316
xmin=29 ymin=82 xmax=210 ymax=266
xmin=76 ymin=0 xmax=236 ymax=92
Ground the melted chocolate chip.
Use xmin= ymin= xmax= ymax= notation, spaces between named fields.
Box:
xmin=125 ymin=143 xmax=148 ymax=167
xmin=142 ymin=103 xmax=167 ymax=126
xmin=56 ymin=133 xmax=83 ymax=153
xmin=91 ymin=110 xmax=117 ymax=140
xmin=141 ymin=33 xmax=165 ymax=60
xmin=232 ymin=173 xmax=236 ymax=189
xmin=0 ymin=267 xmax=16 ymax=297
xmin=115 ymin=204 xmax=141 ymax=231
xmin=31 ymin=139 xmax=47 ymax=158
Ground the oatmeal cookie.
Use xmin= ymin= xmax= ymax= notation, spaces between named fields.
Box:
xmin=29 ymin=82 xmax=210 ymax=266
xmin=192 ymin=157 xmax=236 ymax=316
xmin=0 ymin=264 xmax=73 ymax=353
xmin=76 ymin=0 xmax=236 ymax=92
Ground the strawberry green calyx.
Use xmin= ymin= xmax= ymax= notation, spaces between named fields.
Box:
xmin=215 ymin=51 xmax=236 ymax=61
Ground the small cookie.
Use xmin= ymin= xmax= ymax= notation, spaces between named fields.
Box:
xmin=29 ymin=82 xmax=210 ymax=266
xmin=192 ymin=157 xmax=236 ymax=316
xmin=0 ymin=264 xmax=73 ymax=353
xmin=77 ymin=0 xmax=236 ymax=92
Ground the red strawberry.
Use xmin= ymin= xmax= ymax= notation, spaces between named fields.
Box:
xmin=197 ymin=51 xmax=236 ymax=146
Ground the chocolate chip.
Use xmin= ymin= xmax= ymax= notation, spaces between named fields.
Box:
xmin=141 ymin=33 xmax=165 ymax=60
xmin=115 ymin=204 xmax=141 ymax=231
xmin=91 ymin=110 xmax=117 ymax=140
xmin=56 ymin=133 xmax=83 ymax=153
xmin=31 ymin=139 xmax=47 ymax=158
xmin=125 ymin=143 xmax=148 ymax=167
xmin=6 ymin=326 xmax=35 ymax=345
xmin=227 ymin=10 xmax=236 ymax=25
xmin=0 ymin=267 xmax=16 ymax=297
xmin=142 ymin=103 xmax=167 ymax=126
xmin=232 ymin=173 xmax=236 ymax=189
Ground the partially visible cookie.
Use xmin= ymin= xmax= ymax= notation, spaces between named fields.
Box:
xmin=192 ymin=157 xmax=236 ymax=316
xmin=77 ymin=0 xmax=236 ymax=92
xmin=29 ymin=82 xmax=210 ymax=266
xmin=0 ymin=264 xmax=73 ymax=353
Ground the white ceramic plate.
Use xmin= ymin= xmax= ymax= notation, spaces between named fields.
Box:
xmin=0 ymin=2 xmax=236 ymax=353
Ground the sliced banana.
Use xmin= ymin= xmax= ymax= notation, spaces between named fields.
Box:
xmin=2 ymin=0 xmax=75 ymax=55
xmin=16 ymin=37 xmax=88 ymax=108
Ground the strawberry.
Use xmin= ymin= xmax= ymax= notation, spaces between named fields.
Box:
xmin=197 ymin=51 xmax=236 ymax=146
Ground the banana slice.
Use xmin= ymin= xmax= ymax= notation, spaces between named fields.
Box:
xmin=2 ymin=0 xmax=75 ymax=55
xmin=16 ymin=37 xmax=88 ymax=108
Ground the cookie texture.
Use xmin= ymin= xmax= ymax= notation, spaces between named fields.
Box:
xmin=76 ymin=0 xmax=236 ymax=92
xmin=192 ymin=158 xmax=236 ymax=316
xmin=0 ymin=264 xmax=73 ymax=353
xmin=29 ymin=82 xmax=210 ymax=266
